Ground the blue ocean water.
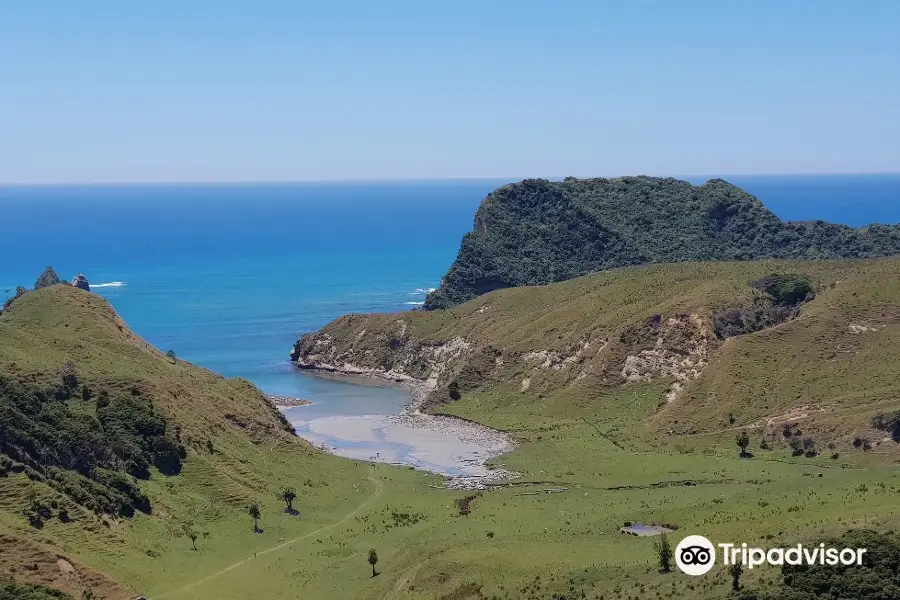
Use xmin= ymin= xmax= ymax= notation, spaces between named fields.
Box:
xmin=2 ymin=175 xmax=899 ymax=409
xmin=0 ymin=181 xmax=500 ymax=409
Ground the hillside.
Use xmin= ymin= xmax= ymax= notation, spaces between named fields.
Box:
xmin=294 ymin=258 xmax=900 ymax=457
xmin=424 ymin=177 xmax=900 ymax=308
xmin=4 ymin=272 xmax=900 ymax=600
xmin=288 ymin=257 xmax=900 ymax=599
xmin=0 ymin=285 xmax=393 ymax=599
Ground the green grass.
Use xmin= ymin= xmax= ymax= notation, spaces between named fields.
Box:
xmin=299 ymin=258 xmax=900 ymax=459
xmin=2 ymin=268 xmax=900 ymax=599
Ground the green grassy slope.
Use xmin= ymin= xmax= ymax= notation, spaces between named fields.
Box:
xmin=0 ymin=286 xmax=424 ymax=599
xmin=287 ymin=258 xmax=900 ymax=599
xmin=295 ymin=259 xmax=900 ymax=459
xmin=3 ymin=271 xmax=900 ymax=600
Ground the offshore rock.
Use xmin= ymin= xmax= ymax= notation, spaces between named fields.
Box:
xmin=71 ymin=273 xmax=91 ymax=291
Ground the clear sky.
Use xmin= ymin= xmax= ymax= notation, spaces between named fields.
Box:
xmin=1 ymin=0 xmax=898 ymax=183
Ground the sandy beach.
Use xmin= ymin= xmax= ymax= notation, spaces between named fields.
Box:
xmin=283 ymin=375 xmax=516 ymax=489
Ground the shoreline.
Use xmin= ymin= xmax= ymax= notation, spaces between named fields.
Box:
xmin=268 ymin=395 xmax=313 ymax=408
xmin=292 ymin=363 xmax=517 ymax=488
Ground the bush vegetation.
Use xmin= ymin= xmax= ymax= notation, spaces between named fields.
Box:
xmin=712 ymin=273 xmax=814 ymax=338
xmin=0 ymin=369 xmax=184 ymax=517
xmin=737 ymin=530 xmax=900 ymax=600
xmin=0 ymin=580 xmax=71 ymax=600
xmin=425 ymin=177 xmax=900 ymax=308
xmin=872 ymin=411 xmax=900 ymax=442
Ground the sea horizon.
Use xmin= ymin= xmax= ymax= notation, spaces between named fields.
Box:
xmin=2 ymin=171 xmax=899 ymax=188
xmin=3 ymin=173 xmax=900 ymax=408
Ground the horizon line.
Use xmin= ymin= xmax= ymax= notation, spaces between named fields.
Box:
xmin=1 ymin=170 xmax=899 ymax=188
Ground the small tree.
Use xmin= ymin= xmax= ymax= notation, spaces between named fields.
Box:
xmin=248 ymin=502 xmax=261 ymax=533
xmin=59 ymin=362 xmax=79 ymax=390
xmin=730 ymin=562 xmax=743 ymax=591
xmin=736 ymin=431 xmax=751 ymax=457
xmin=368 ymin=548 xmax=379 ymax=577
xmin=653 ymin=534 xmax=672 ymax=573
xmin=166 ymin=349 xmax=177 ymax=363
xmin=182 ymin=522 xmax=200 ymax=550
xmin=279 ymin=486 xmax=297 ymax=514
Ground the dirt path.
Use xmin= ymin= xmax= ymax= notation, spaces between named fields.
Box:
xmin=384 ymin=558 xmax=428 ymax=600
xmin=677 ymin=404 xmax=840 ymax=438
xmin=153 ymin=471 xmax=383 ymax=599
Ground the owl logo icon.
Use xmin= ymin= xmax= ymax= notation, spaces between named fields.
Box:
xmin=675 ymin=535 xmax=716 ymax=575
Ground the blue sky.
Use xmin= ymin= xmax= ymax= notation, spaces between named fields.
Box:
xmin=1 ymin=0 xmax=898 ymax=183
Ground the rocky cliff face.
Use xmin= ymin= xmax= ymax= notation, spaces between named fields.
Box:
xmin=291 ymin=308 xmax=722 ymax=409
xmin=291 ymin=316 xmax=473 ymax=395
xmin=71 ymin=273 xmax=91 ymax=291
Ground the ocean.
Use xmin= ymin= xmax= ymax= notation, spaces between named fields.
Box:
xmin=2 ymin=175 xmax=899 ymax=412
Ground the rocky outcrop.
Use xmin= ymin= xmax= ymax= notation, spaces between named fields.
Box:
xmin=292 ymin=307 xmax=724 ymax=408
xmin=292 ymin=319 xmax=472 ymax=394
xmin=71 ymin=273 xmax=91 ymax=291
xmin=34 ymin=266 xmax=64 ymax=289
xmin=619 ymin=314 xmax=717 ymax=402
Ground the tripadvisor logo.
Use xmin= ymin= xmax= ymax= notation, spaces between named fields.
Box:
xmin=674 ymin=534 xmax=867 ymax=576
xmin=675 ymin=535 xmax=717 ymax=575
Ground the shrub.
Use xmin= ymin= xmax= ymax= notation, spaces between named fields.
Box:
xmin=713 ymin=305 xmax=800 ymax=339
xmin=751 ymin=274 xmax=814 ymax=306
xmin=872 ymin=411 xmax=900 ymax=442
xmin=58 ymin=362 xmax=79 ymax=391
xmin=802 ymin=437 xmax=816 ymax=457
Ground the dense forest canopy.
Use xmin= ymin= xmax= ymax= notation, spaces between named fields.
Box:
xmin=425 ymin=177 xmax=900 ymax=308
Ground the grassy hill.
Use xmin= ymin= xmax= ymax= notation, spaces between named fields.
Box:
xmin=424 ymin=177 xmax=900 ymax=308
xmin=4 ymin=272 xmax=900 ymax=600
xmin=0 ymin=285 xmax=419 ymax=599
xmin=290 ymin=257 xmax=900 ymax=599
xmin=295 ymin=258 xmax=900 ymax=460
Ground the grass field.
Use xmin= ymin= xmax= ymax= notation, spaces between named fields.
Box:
xmin=2 ymin=264 xmax=900 ymax=600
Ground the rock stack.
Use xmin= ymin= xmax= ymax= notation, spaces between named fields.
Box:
xmin=34 ymin=266 xmax=63 ymax=289
xmin=71 ymin=274 xmax=91 ymax=291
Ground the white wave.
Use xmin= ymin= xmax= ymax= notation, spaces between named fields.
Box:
xmin=404 ymin=301 xmax=425 ymax=306
xmin=91 ymin=281 xmax=127 ymax=288
xmin=412 ymin=287 xmax=436 ymax=294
